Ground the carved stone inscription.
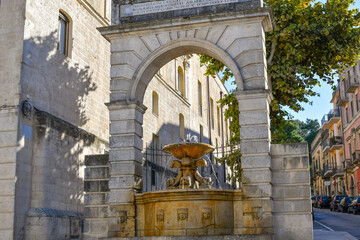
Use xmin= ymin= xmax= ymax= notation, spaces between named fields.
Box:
xmin=122 ymin=0 xmax=250 ymax=16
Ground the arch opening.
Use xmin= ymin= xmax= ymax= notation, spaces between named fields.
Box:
xmin=129 ymin=38 xmax=243 ymax=103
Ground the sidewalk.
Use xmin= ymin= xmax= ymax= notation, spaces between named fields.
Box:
xmin=314 ymin=229 xmax=358 ymax=240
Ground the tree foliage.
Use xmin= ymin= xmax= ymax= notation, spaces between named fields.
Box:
xmin=200 ymin=0 xmax=360 ymax=143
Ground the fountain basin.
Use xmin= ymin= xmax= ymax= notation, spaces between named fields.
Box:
xmin=162 ymin=142 xmax=214 ymax=159
xmin=135 ymin=189 xmax=243 ymax=236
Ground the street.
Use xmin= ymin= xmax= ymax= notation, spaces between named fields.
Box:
xmin=314 ymin=208 xmax=360 ymax=239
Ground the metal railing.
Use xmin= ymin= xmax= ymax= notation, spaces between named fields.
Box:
xmin=329 ymin=136 xmax=342 ymax=148
xmin=344 ymin=159 xmax=354 ymax=170
xmin=142 ymin=143 xmax=239 ymax=192
xmin=352 ymin=150 xmax=360 ymax=164
xmin=321 ymin=109 xmax=340 ymax=126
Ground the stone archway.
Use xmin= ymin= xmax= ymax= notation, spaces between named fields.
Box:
xmin=83 ymin=1 xmax=312 ymax=239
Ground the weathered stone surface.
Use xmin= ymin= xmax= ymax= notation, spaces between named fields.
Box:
xmin=272 ymin=156 xmax=309 ymax=170
xmin=241 ymin=140 xmax=270 ymax=154
xmin=242 ymin=184 xmax=272 ymax=198
xmin=84 ymin=193 xmax=108 ymax=205
xmin=239 ymin=110 xmax=269 ymax=126
xmin=85 ymin=167 xmax=109 ymax=179
xmin=272 ymin=170 xmax=310 ymax=184
xmin=85 ymin=154 xmax=109 ymax=167
xmin=273 ymin=199 xmax=312 ymax=213
xmin=271 ymin=143 xmax=308 ymax=156
xmin=240 ymin=125 xmax=270 ymax=140
xmin=241 ymin=154 xmax=271 ymax=169
xmin=273 ymin=185 xmax=311 ymax=199
xmin=84 ymin=180 xmax=109 ymax=192
xmin=110 ymin=161 xmax=143 ymax=176
xmin=242 ymin=169 xmax=271 ymax=184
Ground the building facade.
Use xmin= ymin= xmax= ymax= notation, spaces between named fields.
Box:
xmin=339 ymin=62 xmax=360 ymax=197
xmin=311 ymin=61 xmax=360 ymax=198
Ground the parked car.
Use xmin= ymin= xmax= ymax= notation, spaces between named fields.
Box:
xmin=348 ymin=197 xmax=360 ymax=215
xmin=338 ymin=197 xmax=354 ymax=213
xmin=330 ymin=195 xmax=346 ymax=211
xmin=311 ymin=196 xmax=316 ymax=207
xmin=315 ymin=196 xmax=322 ymax=208
xmin=319 ymin=196 xmax=332 ymax=209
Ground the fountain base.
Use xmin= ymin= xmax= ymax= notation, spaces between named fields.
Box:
xmin=132 ymin=189 xmax=245 ymax=237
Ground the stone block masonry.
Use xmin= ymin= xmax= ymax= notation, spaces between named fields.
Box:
xmin=271 ymin=143 xmax=313 ymax=240
xmin=84 ymin=154 xmax=110 ymax=239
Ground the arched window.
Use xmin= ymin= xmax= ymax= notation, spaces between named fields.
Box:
xmin=178 ymin=66 xmax=185 ymax=96
xmin=179 ymin=114 xmax=185 ymax=140
xmin=58 ymin=11 xmax=72 ymax=56
xmin=152 ymin=91 xmax=159 ymax=116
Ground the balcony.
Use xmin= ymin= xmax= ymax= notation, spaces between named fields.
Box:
xmin=338 ymin=89 xmax=349 ymax=107
xmin=322 ymin=139 xmax=330 ymax=153
xmin=322 ymin=164 xmax=334 ymax=178
xmin=344 ymin=76 xmax=360 ymax=94
xmin=352 ymin=150 xmax=360 ymax=165
xmin=329 ymin=136 xmax=343 ymax=151
xmin=333 ymin=166 xmax=345 ymax=178
xmin=344 ymin=159 xmax=354 ymax=172
xmin=321 ymin=109 xmax=341 ymax=129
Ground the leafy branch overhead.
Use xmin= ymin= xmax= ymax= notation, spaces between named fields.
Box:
xmin=200 ymin=0 xmax=360 ymax=143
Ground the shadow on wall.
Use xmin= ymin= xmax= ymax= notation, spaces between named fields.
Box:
xmin=22 ymin=30 xmax=97 ymax=126
xmin=16 ymin=31 xmax=106 ymax=239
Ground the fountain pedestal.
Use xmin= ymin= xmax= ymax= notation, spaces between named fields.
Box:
xmin=162 ymin=142 xmax=215 ymax=189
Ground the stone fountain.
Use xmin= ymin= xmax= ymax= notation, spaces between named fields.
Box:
xmin=162 ymin=142 xmax=214 ymax=189
xmin=133 ymin=140 xmax=245 ymax=237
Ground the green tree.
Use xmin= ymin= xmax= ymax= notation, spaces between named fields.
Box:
xmin=201 ymin=0 xmax=360 ymax=144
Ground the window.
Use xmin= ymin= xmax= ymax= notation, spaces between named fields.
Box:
xmin=346 ymin=107 xmax=349 ymax=123
xmin=354 ymin=137 xmax=357 ymax=153
xmin=152 ymin=91 xmax=159 ymax=116
xmin=349 ymin=144 xmax=352 ymax=160
xmin=58 ymin=11 xmax=71 ymax=56
xmin=179 ymin=114 xmax=185 ymax=140
xmin=198 ymin=81 xmax=202 ymax=116
xmin=200 ymin=124 xmax=203 ymax=142
xmin=210 ymin=98 xmax=214 ymax=129
xmin=356 ymin=93 xmax=359 ymax=112
xmin=351 ymin=101 xmax=354 ymax=117
xmin=338 ymin=126 xmax=342 ymax=136
xmin=177 ymin=66 xmax=185 ymax=97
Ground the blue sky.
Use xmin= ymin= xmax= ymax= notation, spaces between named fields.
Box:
xmin=224 ymin=0 xmax=360 ymax=125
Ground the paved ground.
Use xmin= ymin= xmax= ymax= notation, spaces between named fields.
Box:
xmin=314 ymin=208 xmax=360 ymax=239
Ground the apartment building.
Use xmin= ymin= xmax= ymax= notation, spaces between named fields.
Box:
xmin=311 ymin=61 xmax=360 ymax=197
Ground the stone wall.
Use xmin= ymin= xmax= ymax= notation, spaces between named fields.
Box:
xmin=23 ymin=110 xmax=108 ymax=240
xmin=7 ymin=0 xmax=112 ymax=239
xmin=0 ymin=0 xmax=26 ymax=239
xmin=271 ymin=143 xmax=313 ymax=240
xmin=83 ymin=154 xmax=110 ymax=240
